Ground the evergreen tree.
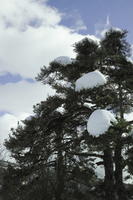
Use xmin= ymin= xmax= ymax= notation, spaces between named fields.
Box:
xmin=100 ymin=29 xmax=133 ymax=200
xmin=4 ymin=95 xmax=97 ymax=200
xmin=3 ymin=28 xmax=133 ymax=200
xmin=37 ymin=28 xmax=133 ymax=200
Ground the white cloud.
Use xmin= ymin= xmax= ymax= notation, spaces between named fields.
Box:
xmin=0 ymin=81 xmax=54 ymax=114
xmin=0 ymin=0 xmax=97 ymax=78
xmin=69 ymin=11 xmax=87 ymax=32
xmin=62 ymin=10 xmax=87 ymax=32
xmin=95 ymin=16 xmax=112 ymax=37
xmin=0 ymin=80 xmax=54 ymax=145
xmin=95 ymin=16 xmax=122 ymax=38
xmin=0 ymin=25 xmax=85 ymax=78
xmin=0 ymin=112 xmax=30 ymax=144
xmin=0 ymin=0 xmax=61 ymax=29
xmin=74 ymin=18 xmax=87 ymax=32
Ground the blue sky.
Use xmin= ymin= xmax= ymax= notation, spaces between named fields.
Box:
xmin=48 ymin=0 xmax=133 ymax=42
xmin=0 ymin=0 xmax=133 ymax=149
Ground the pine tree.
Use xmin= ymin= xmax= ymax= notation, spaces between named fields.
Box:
xmin=37 ymin=29 xmax=133 ymax=199
xmin=3 ymin=28 xmax=133 ymax=200
xmin=100 ymin=29 xmax=133 ymax=200
xmin=4 ymin=94 xmax=97 ymax=200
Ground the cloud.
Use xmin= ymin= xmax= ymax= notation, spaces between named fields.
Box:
xmin=0 ymin=0 xmax=97 ymax=78
xmin=0 ymin=80 xmax=54 ymax=146
xmin=0 ymin=81 xmax=54 ymax=114
xmin=74 ymin=18 xmax=87 ymax=32
xmin=0 ymin=112 xmax=30 ymax=144
xmin=0 ymin=0 xmax=61 ymax=29
xmin=0 ymin=25 xmax=85 ymax=78
xmin=95 ymin=16 xmax=111 ymax=37
xmin=95 ymin=16 xmax=122 ymax=38
xmin=62 ymin=10 xmax=87 ymax=32
xmin=67 ymin=10 xmax=87 ymax=32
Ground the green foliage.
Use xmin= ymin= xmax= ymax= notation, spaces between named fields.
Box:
xmin=2 ymin=29 xmax=133 ymax=200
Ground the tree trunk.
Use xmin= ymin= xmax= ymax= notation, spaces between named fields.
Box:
xmin=114 ymin=84 xmax=128 ymax=200
xmin=55 ymin=131 xmax=64 ymax=200
xmin=103 ymin=148 xmax=116 ymax=200
xmin=114 ymin=142 xmax=128 ymax=200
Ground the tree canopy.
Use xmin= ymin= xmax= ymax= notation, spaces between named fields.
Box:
xmin=2 ymin=29 xmax=133 ymax=200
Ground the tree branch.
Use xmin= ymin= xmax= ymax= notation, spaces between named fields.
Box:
xmin=67 ymin=151 xmax=104 ymax=158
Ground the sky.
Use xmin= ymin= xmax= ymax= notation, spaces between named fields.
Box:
xmin=48 ymin=0 xmax=133 ymax=42
xmin=0 ymin=0 xmax=133 ymax=157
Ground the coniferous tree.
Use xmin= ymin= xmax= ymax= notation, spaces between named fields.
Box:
xmin=4 ymin=94 xmax=97 ymax=200
xmin=2 ymin=29 xmax=133 ymax=200
xmin=100 ymin=29 xmax=133 ymax=200
xmin=37 ymin=29 xmax=133 ymax=200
